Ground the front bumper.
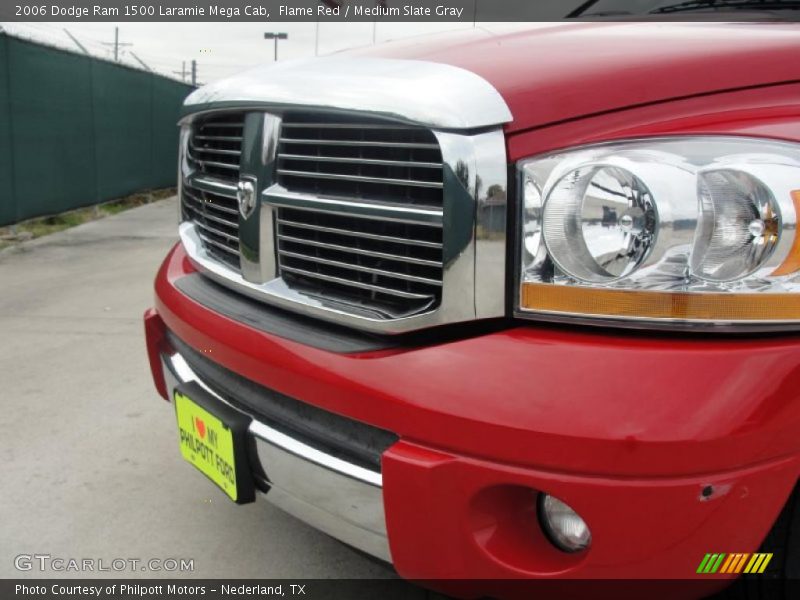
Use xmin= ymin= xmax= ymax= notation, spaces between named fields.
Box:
xmin=160 ymin=349 xmax=391 ymax=561
xmin=147 ymin=242 xmax=800 ymax=586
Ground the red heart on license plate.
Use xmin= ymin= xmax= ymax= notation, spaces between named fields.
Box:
xmin=195 ymin=417 xmax=206 ymax=439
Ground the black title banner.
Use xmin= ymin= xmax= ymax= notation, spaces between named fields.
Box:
xmin=4 ymin=0 xmax=800 ymax=22
xmin=7 ymin=0 xmax=531 ymax=22
xmin=7 ymin=579 xmax=800 ymax=599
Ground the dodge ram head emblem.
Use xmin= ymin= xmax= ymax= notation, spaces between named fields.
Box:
xmin=236 ymin=180 xmax=256 ymax=219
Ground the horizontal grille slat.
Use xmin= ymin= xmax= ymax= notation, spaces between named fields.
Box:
xmin=188 ymin=158 xmax=241 ymax=172
xmin=187 ymin=113 xmax=243 ymax=182
xmin=194 ymin=135 xmax=244 ymax=143
xmin=183 ymin=188 xmax=239 ymax=216
xmin=277 ymin=169 xmax=443 ymax=189
xmin=189 ymin=145 xmax=242 ymax=157
xmin=198 ymin=122 xmax=245 ymax=130
xmin=276 ymin=218 xmax=443 ymax=249
xmin=182 ymin=112 xmax=245 ymax=272
xmin=278 ymin=153 xmax=442 ymax=170
xmin=276 ymin=111 xmax=444 ymax=317
xmin=280 ymin=266 xmax=435 ymax=301
xmin=277 ymin=233 xmax=441 ymax=267
xmin=282 ymin=122 xmax=418 ymax=131
xmin=198 ymin=233 xmax=240 ymax=257
xmin=195 ymin=221 xmax=239 ymax=243
xmin=279 ymin=138 xmax=439 ymax=150
xmin=184 ymin=202 xmax=238 ymax=230
xmin=278 ymin=249 xmax=443 ymax=286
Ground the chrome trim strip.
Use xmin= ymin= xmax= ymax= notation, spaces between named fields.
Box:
xmin=238 ymin=113 xmax=282 ymax=284
xmin=195 ymin=135 xmax=243 ymax=142
xmin=190 ymin=159 xmax=239 ymax=171
xmin=168 ymin=354 xmax=383 ymax=487
xmin=472 ymin=129 xmax=509 ymax=319
xmin=249 ymin=420 xmax=383 ymax=488
xmin=161 ymin=352 xmax=391 ymax=562
xmin=279 ymin=154 xmax=443 ymax=169
xmin=264 ymin=187 xmax=444 ymax=227
xmin=183 ymin=57 xmax=512 ymax=130
xmin=190 ymin=145 xmax=242 ymax=157
xmin=277 ymin=168 xmax=444 ymax=189
xmin=279 ymin=138 xmax=440 ymax=150
xmin=284 ymin=122 xmax=418 ymax=130
xmin=189 ymin=175 xmax=238 ymax=199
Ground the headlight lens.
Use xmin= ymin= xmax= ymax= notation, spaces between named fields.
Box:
xmin=543 ymin=164 xmax=658 ymax=282
xmin=518 ymin=137 xmax=800 ymax=329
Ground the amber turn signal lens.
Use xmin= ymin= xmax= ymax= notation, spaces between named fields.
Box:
xmin=771 ymin=190 xmax=800 ymax=277
xmin=521 ymin=283 xmax=800 ymax=322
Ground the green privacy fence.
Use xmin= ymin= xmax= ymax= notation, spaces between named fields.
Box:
xmin=0 ymin=33 xmax=194 ymax=226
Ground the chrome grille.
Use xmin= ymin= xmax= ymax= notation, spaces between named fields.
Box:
xmin=275 ymin=113 xmax=445 ymax=316
xmin=187 ymin=113 xmax=244 ymax=178
xmin=183 ymin=112 xmax=244 ymax=271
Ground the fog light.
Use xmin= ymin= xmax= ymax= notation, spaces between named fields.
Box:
xmin=538 ymin=494 xmax=591 ymax=553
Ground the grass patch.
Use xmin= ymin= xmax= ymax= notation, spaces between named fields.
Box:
xmin=0 ymin=188 xmax=175 ymax=250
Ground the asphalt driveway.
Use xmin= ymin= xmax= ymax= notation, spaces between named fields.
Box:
xmin=0 ymin=198 xmax=402 ymax=583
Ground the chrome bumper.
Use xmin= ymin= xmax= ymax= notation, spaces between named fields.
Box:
xmin=161 ymin=352 xmax=391 ymax=562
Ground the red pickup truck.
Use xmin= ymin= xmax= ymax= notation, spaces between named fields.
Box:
xmin=144 ymin=21 xmax=800 ymax=597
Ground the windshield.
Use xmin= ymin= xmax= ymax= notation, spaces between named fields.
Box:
xmin=570 ymin=0 xmax=800 ymax=16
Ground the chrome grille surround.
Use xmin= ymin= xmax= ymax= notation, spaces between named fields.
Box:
xmin=177 ymin=57 xmax=511 ymax=334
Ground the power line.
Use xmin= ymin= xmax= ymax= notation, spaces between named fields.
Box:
xmin=173 ymin=61 xmax=187 ymax=82
xmin=129 ymin=51 xmax=152 ymax=72
xmin=63 ymin=29 xmax=89 ymax=55
xmin=1 ymin=25 xmax=187 ymax=83
xmin=101 ymin=27 xmax=132 ymax=62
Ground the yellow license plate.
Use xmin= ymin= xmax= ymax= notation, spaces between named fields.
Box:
xmin=174 ymin=390 xmax=240 ymax=502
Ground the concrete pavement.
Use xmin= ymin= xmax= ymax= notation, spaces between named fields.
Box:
xmin=0 ymin=198 xmax=403 ymax=582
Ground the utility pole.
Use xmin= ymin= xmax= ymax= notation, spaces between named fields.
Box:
xmin=191 ymin=60 xmax=197 ymax=86
xmin=130 ymin=51 xmax=151 ymax=71
xmin=102 ymin=26 xmax=132 ymax=62
xmin=63 ymin=28 xmax=89 ymax=55
xmin=263 ymin=32 xmax=288 ymax=62
xmin=173 ymin=61 xmax=187 ymax=82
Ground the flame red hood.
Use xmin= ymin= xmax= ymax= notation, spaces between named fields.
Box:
xmin=346 ymin=22 xmax=800 ymax=134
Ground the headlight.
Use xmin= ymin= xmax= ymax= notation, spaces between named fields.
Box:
xmin=517 ymin=137 xmax=800 ymax=330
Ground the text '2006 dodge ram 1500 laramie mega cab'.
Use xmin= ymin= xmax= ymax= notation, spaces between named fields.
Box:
xmin=144 ymin=21 xmax=800 ymax=597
